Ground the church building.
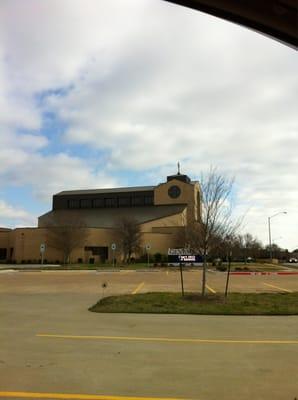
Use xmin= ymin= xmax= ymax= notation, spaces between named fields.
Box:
xmin=0 ymin=170 xmax=201 ymax=264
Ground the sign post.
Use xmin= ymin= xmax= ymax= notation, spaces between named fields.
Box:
xmin=111 ymin=243 xmax=116 ymax=267
xmin=179 ymin=262 xmax=185 ymax=297
xmin=40 ymin=243 xmax=46 ymax=265
xmin=146 ymin=244 xmax=151 ymax=267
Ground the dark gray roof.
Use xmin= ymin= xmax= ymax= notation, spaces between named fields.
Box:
xmin=0 ymin=227 xmax=12 ymax=232
xmin=39 ymin=204 xmax=186 ymax=228
xmin=55 ymin=185 xmax=155 ymax=196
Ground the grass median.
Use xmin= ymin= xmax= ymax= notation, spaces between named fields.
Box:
xmin=89 ymin=292 xmax=298 ymax=315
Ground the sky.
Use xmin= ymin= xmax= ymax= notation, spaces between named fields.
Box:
xmin=0 ymin=0 xmax=297 ymax=250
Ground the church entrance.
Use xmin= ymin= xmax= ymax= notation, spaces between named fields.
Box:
xmin=84 ymin=246 xmax=108 ymax=264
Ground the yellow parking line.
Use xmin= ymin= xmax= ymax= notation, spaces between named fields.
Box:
xmin=264 ymin=283 xmax=292 ymax=293
xmin=132 ymin=282 xmax=145 ymax=294
xmin=36 ymin=334 xmax=298 ymax=345
xmin=206 ymin=284 xmax=216 ymax=294
xmin=0 ymin=391 xmax=186 ymax=400
xmin=166 ymin=270 xmax=169 ymax=276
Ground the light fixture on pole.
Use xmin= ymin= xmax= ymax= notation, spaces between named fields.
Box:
xmin=268 ymin=212 xmax=287 ymax=260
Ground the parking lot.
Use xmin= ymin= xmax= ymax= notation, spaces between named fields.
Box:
xmin=0 ymin=270 xmax=297 ymax=400
xmin=0 ymin=268 xmax=297 ymax=295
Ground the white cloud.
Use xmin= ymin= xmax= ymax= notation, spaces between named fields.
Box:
xmin=0 ymin=200 xmax=36 ymax=227
xmin=0 ymin=143 xmax=118 ymax=201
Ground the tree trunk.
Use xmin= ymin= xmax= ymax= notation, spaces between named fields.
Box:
xmin=202 ymin=253 xmax=207 ymax=296
xmin=224 ymin=254 xmax=232 ymax=298
xmin=128 ymin=250 xmax=132 ymax=264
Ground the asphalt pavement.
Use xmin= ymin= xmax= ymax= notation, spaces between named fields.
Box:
xmin=0 ymin=272 xmax=297 ymax=400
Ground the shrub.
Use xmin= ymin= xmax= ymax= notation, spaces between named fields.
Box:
xmin=216 ymin=265 xmax=227 ymax=271
xmin=154 ymin=253 xmax=162 ymax=262
xmin=136 ymin=254 xmax=147 ymax=263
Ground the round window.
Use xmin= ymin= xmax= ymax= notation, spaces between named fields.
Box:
xmin=168 ymin=185 xmax=181 ymax=199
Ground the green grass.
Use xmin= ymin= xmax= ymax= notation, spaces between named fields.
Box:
xmin=89 ymin=292 xmax=298 ymax=315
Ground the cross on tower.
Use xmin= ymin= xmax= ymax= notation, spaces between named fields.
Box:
xmin=177 ymin=161 xmax=181 ymax=175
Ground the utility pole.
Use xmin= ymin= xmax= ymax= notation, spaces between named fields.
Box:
xmin=268 ymin=216 xmax=272 ymax=260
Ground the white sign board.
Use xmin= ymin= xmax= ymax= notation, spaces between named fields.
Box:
xmin=168 ymin=248 xmax=191 ymax=255
xmin=179 ymin=255 xmax=196 ymax=262
xmin=111 ymin=243 xmax=116 ymax=250
xmin=146 ymin=244 xmax=151 ymax=251
xmin=40 ymin=243 xmax=46 ymax=253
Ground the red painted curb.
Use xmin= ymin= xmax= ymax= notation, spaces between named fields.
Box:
xmin=277 ymin=271 xmax=298 ymax=275
xmin=230 ymin=272 xmax=251 ymax=275
xmin=230 ymin=271 xmax=298 ymax=276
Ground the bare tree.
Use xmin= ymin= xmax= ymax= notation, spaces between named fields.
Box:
xmin=114 ymin=216 xmax=141 ymax=263
xmin=234 ymin=233 xmax=263 ymax=262
xmin=181 ymin=167 xmax=240 ymax=296
xmin=222 ymin=234 xmax=237 ymax=297
xmin=46 ymin=214 xmax=89 ymax=264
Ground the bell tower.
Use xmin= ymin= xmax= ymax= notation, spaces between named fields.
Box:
xmin=154 ymin=166 xmax=201 ymax=224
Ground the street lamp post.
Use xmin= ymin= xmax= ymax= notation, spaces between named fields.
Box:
xmin=272 ymin=236 xmax=282 ymax=259
xmin=268 ymin=212 xmax=287 ymax=261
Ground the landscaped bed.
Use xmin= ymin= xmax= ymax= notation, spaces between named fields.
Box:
xmin=89 ymin=292 xmax=298 ymax=315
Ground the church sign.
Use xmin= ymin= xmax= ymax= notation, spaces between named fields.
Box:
xmin=168 ymin=248 xmax=202 ymax=264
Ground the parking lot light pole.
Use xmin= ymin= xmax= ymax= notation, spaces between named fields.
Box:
xmin=145 ymin=244 xmax=151 ymax=267
xmin=268 ymin=212 xmax=287 ymax=260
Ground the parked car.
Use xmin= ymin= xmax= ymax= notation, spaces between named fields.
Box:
xmin=289 ymin=258 xmax=298 ymax=263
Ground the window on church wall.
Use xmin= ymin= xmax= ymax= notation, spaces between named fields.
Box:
xmin=105 ymin=197 xmax=117 ymax=207
xmin=144 ymin=195 xmax=153 ymax=205
xmin=80 ymin=199 xmax=92 ymax=209
xmin=131 ymin=196 xmax=144 ymax=206
xmin=118 ymin=197 xmax=131 ymax=207
xmin=68 ymin=199 xmax=80 ymax=209
xmin=93 ymin=198 xmax=104 ymax=208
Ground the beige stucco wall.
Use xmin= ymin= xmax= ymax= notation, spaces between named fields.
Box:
xmin=0 ymin=230 xmax=11 ymax=248
xmin=0 ymin=230 xmax=12 ymax=261
xmin=11 ymin=228 xmax=53 ymax=263
xmin=0 ymin=222 xmax=182 ymax=263
xmin=0 ymin=225 xmax=177 ymax=263
xmin=140 ymin=210 xmax=186 ymax=232
xmin=140 ymin=232 xmax=175 ymax=255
